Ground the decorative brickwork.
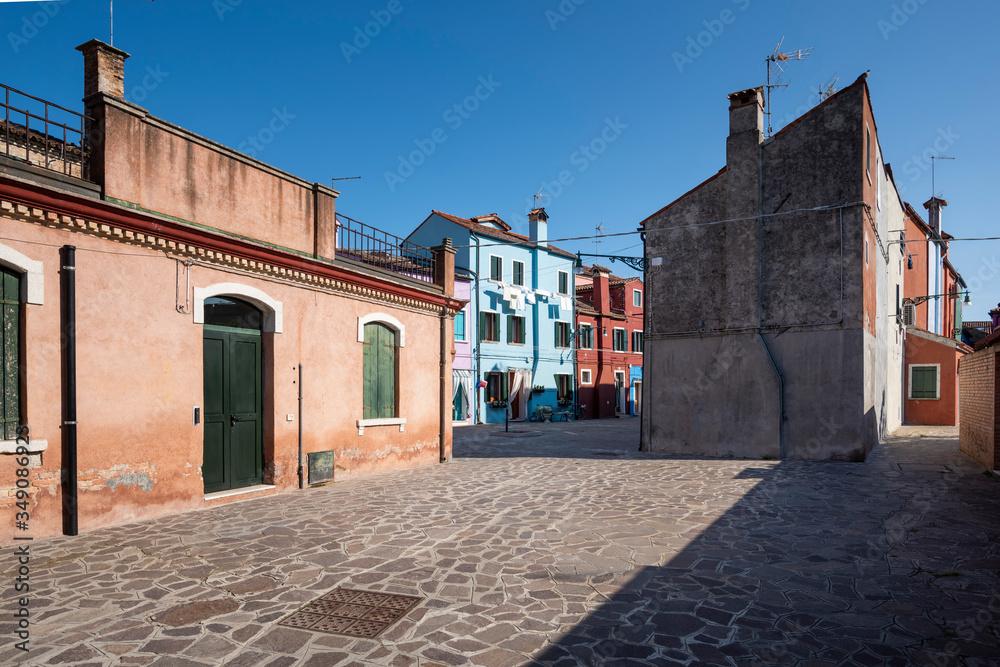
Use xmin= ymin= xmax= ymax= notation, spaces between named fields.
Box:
xmin=958 ymin=347 xmax=999 ymax=470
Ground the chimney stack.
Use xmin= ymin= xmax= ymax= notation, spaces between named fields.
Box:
xmin=591 ymin=265 xmax=612 ymax=314
xmin=923 ymin=197 xmax=947 ymax=237
xmin=725 ymin=87 xmax=764 ymax=220
xmin=991 ymin=304 xmax=1000 ymax=329
xmin=529 ymin=208 xmax=548 ymax=247
xmin=76 ymin=39 xmax=130 ymax=100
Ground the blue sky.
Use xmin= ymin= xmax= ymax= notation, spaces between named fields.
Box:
xmin=3 ymin=0 xmax=999 ymax=317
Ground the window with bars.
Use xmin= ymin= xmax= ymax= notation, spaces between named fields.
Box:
xmin=512 ymin=260 xmax=524 ymax=287
xmin=613 ymin=328 xmax=628 ymax=352
xmin=362 ymin=322 xmax=397 ymax=419
xmin=507 ymin=315 xmax=526 ymax=344
xmin=554 ymin=321 xmax=571 ymax=348
xmin=578 ymin=324 xmax=594 ymax=349
xmin=1 ymin=266 xmax=20 ymax=440
xmin=480 ymin=312 xmax=500 ymax=342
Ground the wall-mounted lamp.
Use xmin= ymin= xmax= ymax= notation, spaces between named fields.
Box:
xmin=575 ymin=251 xmax=649 ymax=273
xmin=907 ymin=253 xmax=913 ymax=270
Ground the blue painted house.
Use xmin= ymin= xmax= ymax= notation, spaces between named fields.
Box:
xmin=408 ymin=208 xmax=577 ymax=423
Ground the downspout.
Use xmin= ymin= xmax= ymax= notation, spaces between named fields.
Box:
xmin=61 ymin=245 xmax=78 ymax=536
xmin=756 ymin=133 xmax=786 ymax=458
xmin=472 ymin=233 xmax=482 ymax=424
xmin=440 ymin=308 xmax=448 ymax=461
xmin=454 ymin=265 xmax=479 ymax=425
xmin=297 ymin=363 xmax=303 ymax=488
xmin=639 ymin=233 xmax=649 ymax=451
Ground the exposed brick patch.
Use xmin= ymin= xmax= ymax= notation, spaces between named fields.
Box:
xmin=958 ymin=349 xmax=999 ymax=469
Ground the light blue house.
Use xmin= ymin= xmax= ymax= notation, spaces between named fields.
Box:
xmin=408 ymin=208 xmax=577 ymax=423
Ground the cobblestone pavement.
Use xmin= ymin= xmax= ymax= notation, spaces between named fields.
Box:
xmin=2 ymin=420 xmax=999 ymax=666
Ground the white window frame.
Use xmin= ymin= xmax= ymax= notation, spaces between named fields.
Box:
xmin=580 ymin=369 xmax=592 ymax=385
xmin=357 ymin=312 xmax=405 ymax=346
xmin=908 ymin=363 xmax=941 ymax=400
xmin=0 ymin=243 xmax=44 ymax=305
xmin=195 ymin=283 xmax=283 ymax=333
xmin=489 ymin=254 xmax=503 ymax=282
xmin=612 ymin=327 xmax=627 ymax=352
xmin=454 ymin=308 xmax=466 ymax=342
xmin=512 ymin=259 xmax=525 ymax=287
xmin=631 ymin=329 xmax=643 ymax=354
xmin=632 ymin=289 xmax=642 ymax=308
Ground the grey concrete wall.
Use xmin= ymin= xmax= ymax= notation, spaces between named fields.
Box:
xmin=642 ymin=79 xmax=886 ymax=460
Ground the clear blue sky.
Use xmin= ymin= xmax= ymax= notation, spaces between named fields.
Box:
xmin=3 ymin=0 xmax=999 ymax=317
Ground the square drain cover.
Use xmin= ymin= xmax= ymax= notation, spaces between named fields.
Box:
xmin=279 ymin=587 xmax=422 ymax=638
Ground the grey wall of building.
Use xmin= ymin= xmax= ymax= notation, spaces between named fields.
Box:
xmin=642 ymin=79 xmax=888 ymax=461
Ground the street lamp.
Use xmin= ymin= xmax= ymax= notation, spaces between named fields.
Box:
xmin=574 ymin=252 xmax=649 ymax=274
xmin=903 ymin=291 xmax=971 ymax=307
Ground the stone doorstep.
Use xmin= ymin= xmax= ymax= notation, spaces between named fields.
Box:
xmin=204 ymin=485 xmax=277 ymax=508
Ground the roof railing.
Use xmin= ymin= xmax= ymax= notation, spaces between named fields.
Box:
xmin=1 ymin=82 xmax=91 ymax=180
xmin=335 ymin=213 xmax=435 ymax=284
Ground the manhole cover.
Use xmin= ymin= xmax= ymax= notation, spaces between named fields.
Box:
xmin=279 ymin=588 xmax=422 ymax=638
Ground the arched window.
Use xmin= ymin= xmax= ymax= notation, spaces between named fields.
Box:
xmin=362 ymin=322 xmax=397 ymax=419
xmin=203 ymin=296 xmax=263 ymax=331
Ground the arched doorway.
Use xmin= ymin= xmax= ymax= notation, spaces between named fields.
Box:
xmin=202 ymin=296 xmax=264 ymax=493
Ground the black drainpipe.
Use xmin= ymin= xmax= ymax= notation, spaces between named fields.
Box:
xmin=61 ymin=246 xmax=78 ymax=536
xmin=298 ymin=363 xmax=304 ymax=489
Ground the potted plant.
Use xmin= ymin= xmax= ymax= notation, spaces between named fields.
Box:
xmin=532 ymin=385 xmax=545 ymax=394
xmin=489 ymin=400 xmax=508 ymax=409
xmin=558 ymin=398 xmax=573 ymax=406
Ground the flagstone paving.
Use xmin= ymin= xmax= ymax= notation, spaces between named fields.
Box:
xmin=1 ymin=420 xmax=999 ymax=665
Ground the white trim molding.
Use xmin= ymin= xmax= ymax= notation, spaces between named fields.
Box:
xmin=0 ymin=439 xmax=46 ymax=455
xmin=357 ymin=417 xmax=406 ymax=435
xmin=0 ymin=243 xmax=44 ymax=305
xmin=908 ymin=363 xmax=941 ymax=400
xmin=358 ymin=313 xmax=406 ymax=347
xmin=193 ymin=283 xmax=283 ymax=333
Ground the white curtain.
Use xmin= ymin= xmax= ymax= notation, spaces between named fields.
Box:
xmin=507 ymin=368 xmax=531 ymax=418
xmin=452 ymin=370 xmax=473 ymax=420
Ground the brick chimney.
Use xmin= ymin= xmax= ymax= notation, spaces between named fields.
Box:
xmin=991 ymin=304 xmax=1000 ymax=328
xmin=76 ymin=39 xmax=130 ymax=100
xmin=591 ymin=265 xmax=612 ymax=314
xmin=529 ymin=208 xmax=548 ymax=247
xmin=924 ymin=197 xmax=947 ymax=237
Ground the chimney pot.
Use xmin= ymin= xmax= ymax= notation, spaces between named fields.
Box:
xmin=529 ymin=208 xmax=548 ymax=247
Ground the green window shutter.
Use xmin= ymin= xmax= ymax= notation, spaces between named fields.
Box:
xmin=377 ymin=325 xmax=396 ymax=418
xmin=493 ymin=314 xmax=500 ymax=341
xmin=1 ymin=267 xmax=20 ymax=441
xmin=480 ymin=312 xmax=487 ymax=341
xmin=501 ymin=372 xmax=508 ymax=400
xmin=507 ymin=315 xmax=513 ymax=343
xmin=362 ymin=324 xmax=377 ymax=419
xmin=912 ymin=367 xmax=937 ymax=399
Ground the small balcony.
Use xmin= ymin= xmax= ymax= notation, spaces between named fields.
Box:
xmin=2 ymin=83 xmax=90 ymax=181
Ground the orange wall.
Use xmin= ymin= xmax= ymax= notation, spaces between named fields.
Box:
xmin=0 ymin=219 xmax=447 ymax=543
xmin=903 ymin=215 xmax=930 ymax=330
xmin=904 ymin=331 xmax=961 ymax=425
xmin=98 ymin=102 xmax=338 ymax=258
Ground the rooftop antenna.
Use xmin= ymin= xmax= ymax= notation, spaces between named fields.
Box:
xmin=110 ymin=0 xmax=154 ymax=47
xmin=332 ymin=176 xmax=361 ymax=183
xmin=765 ymin=38 xmax=813 ymax=137
xmin=533 ymin=187 xmax=551 ymax=210
xmin=594 ymin=221 xmax=605 ymax=256
xmin=930 ymin=156 xmax=955 ymax=199
xmin=818 ymin=74 xmax=839 ymax=100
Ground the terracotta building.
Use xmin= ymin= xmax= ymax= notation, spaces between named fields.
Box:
xmin=574 ymin=266 xmax=644 ymax=419
xmin=899 ymin=198 xmax=971 ymax=426
xmin=958 ymin=326 xmax=1000 ymax=471
xmin=0 ymin=41 xmax=461 ymax=542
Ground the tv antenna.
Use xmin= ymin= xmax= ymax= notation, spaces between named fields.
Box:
xmin=765 ymin=38 xmax=813 ymax=137
xmin=930 ymin=156 xmax=955 ymax=199
xmin=818 ymin=74 xmax=839 ymax=100
xmin=594 ymin=221 xmax=605 ymax=256
xmin=533 ymin=187 xmax=551 ymax=209
xmin=332 ymin=176 xmax=361 ymax=182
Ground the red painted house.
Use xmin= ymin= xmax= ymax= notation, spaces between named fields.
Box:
xmin=574 ymin=265 xmax=644 ymax=419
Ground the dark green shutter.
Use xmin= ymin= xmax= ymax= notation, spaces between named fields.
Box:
xmin=501 ymin=373 xmax=508 ymax=400
xmin=507 ymin=315 xmax=513 ymax=343
xmin=1 ymin=267 xmax=19 ymax=440
xmin=480 ymin=312 xmax=487 ymax=342
xmin=912 ymin=367 xmax=937 ymax=399
xmin=492 ymin=314 xmax=500 ymax=341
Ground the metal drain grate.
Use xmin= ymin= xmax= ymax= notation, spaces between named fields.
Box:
xmin=279 ymin=587 xmax=423 ymax=638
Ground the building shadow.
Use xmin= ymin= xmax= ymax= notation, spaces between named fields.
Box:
xmin=528 ymin=456 xmax=1000 ymax=666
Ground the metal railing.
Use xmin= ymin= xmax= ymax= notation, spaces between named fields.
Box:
xmin=335 ymin=213 xmax=435 ymax=284
xmin=2 ymin=83 xmax=90 ymax=180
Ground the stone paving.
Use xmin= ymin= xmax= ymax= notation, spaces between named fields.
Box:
xmin=1 ymin=420 xmax=999 ymax=666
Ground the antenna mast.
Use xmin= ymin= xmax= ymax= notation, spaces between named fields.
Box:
xmin=930 ymin=156 xmax=955 ymax=199
xmin=765 ymin=38 xmax=813 ymax=137
xmin=533 ymin=187 xmax=551 ymax=210
xmin=818 ymin=74 xmax=839 ymax=100
xmin=594 ymin=221 xmax=605 ymax=256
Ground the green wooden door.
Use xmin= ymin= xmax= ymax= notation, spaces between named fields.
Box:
xmin=203 ymin=327 xmax=262 ymax=493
